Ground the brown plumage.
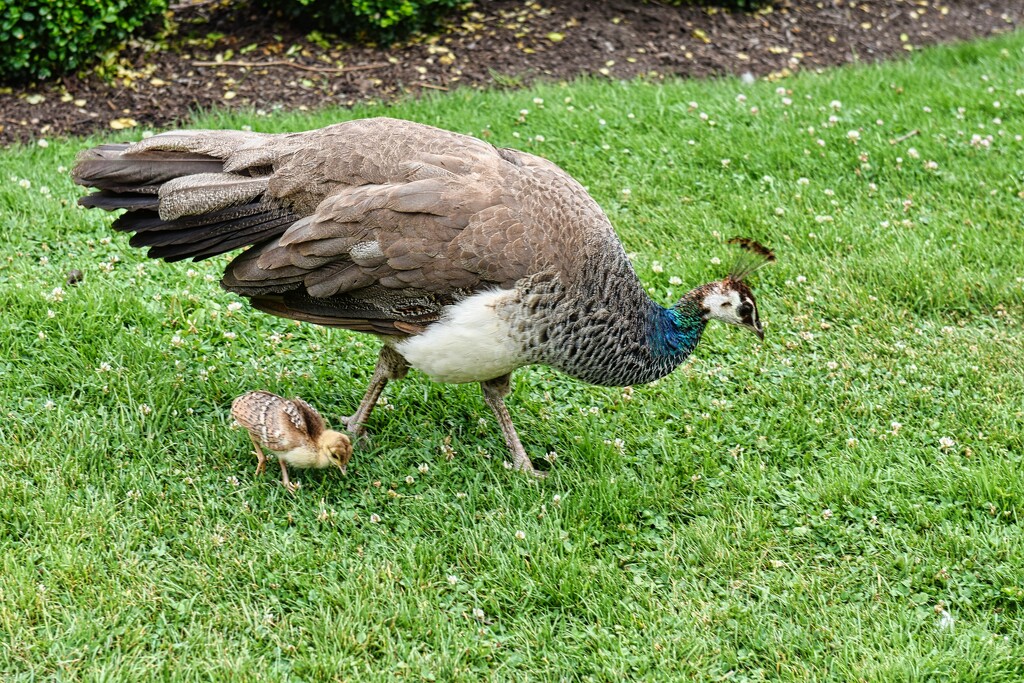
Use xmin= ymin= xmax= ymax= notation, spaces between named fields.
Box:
xmin=74 ymin=118 xmax=772 ymax=477
xmin=231 ymin=391 xmax=351 ymax=492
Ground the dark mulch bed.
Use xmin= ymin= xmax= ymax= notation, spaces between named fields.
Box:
xmin=1 ymin=0 xmax=1020 ymax=145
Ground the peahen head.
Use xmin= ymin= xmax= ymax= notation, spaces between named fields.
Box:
xmin=697 ymin=278 xmax=765 ymax=340
xmin=684 ymin=237 xmax=774 ymax=341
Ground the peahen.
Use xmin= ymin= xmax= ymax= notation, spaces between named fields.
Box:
xmin=73 ymin=117 xmax=773 ymax=477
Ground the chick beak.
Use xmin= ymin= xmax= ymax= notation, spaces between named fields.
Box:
xmin=753 ymin=322 xmax=765 ymax=340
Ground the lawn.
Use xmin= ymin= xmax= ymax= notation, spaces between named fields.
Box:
xmin=2 ymin=32 xmax=1023 ymax=682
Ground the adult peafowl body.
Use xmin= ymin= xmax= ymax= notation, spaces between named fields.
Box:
xmin=73 ymin=117 xmax=773 ymax=476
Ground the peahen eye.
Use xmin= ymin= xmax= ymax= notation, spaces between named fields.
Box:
xmin=738 ymin=303 xmax=752 ymax=318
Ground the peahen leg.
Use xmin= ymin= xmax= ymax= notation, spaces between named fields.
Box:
xmin=342 ymin=345 xmax=409 ymax=441
xmin=481 ymin=374 xmax=546 ymax=478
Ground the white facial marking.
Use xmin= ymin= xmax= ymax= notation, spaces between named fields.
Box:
xmin=703 ymin=289 xmax=745 ymax=326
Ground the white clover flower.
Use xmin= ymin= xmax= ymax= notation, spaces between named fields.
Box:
xmin=830 ymin=100 xmax=842 ymax=110
xmin=97 ymin=362 xmax=112 ymax=373
xmin=907 ymin=147 xmax=920 ymax=159
xmin=846 ymin=437 xmax=857 ymax=447
xmin=775 ymin=207 xmax=785 ymax=216
xmin=369 ymin=513 xmax=381 ymax=523
xmin=18 ymin=179 xmax=30 ymax=189
xmin=139 ymin=403 xmax=152 ymax=416
xmin=891 ymin=421 xmax=902 ymax=434
xmin=552 ymin=494 xmax=561 ymax=505
xmin=925 ymin=160 xmax=938 ymax=170
xmin=514 ymin=530 xmax=526 ymax=540
xmin=44 ymin=400 xmax=55 ymax=410
xmin=797 ymin=177 xmax=810 ymax=186
xmin=736 ymin=93 xmax=747 ymax=103
xmin=651 ymin=261 xmax=663 ymax=273
xmin=39 ymin=186 xmax=50 ymax=196
xmin=406 ymin=475 xmax=415 ymax=485
xmin=939 ymin=437 xmax=956 ymax=450
xmin=847 ymin=130 xmax=861 ymax=142
xmin=534 ymin=134 xmax=545 ymax=142
xmin=447 ymin=575 xmax=459 ymax=585
xmin=227 ymin=302 xmax=243 ymax=312
xmin=669 ymin=276 xmax=682 ymax=286
xmin=710 ymin=256 xmax=721 ymax=265
xmin=472 ymin=607 xmax=485 ymax=620
xmin=418 ymin=463 xmax=429 ymax=474
xmin=822 ymin=508 xmax=833 ymax=520
xmin=532 ymin=97 xmax=543 ymax=105
xmin=621 ymin=187 xmax=631 ymax=196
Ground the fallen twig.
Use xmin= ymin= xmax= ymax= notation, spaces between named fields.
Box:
xmin=192 ymin=60 xmax=391 ymax=75
xmin=408 ymin=82 xmax=450 ymax=91
xmin=889 ymin=129 xmax=920 ymax=145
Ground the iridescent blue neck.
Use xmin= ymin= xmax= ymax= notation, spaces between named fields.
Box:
xmin=647 ymin=295 xmax=707 ymax=364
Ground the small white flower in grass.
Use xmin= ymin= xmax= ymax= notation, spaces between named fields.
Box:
xmin=797 ymin=177 xmax=809 ymax=186
xmin=621 ymin=187 xmax=631 ymax=196
xmin=18 ymin=179 xmax=30 ymax=189
xmin=721 ymin=158 xmax=730 ymax=167
xmin=796 ymin=275 xmax=807 ymax=283
xmin=598 ymin=118 xmax=606 ymax=126
xmin=519 ymin=109 xmax=529 ymax=117
xmin=447 ymin=575 xmax=459 ymax=585
xmin=44 ymin=400 xmax=55 ymax=410
xmin=186 ymin=268 xmax=198 ymax=278
xmin=369 ymin=513 xmax=381 ymax=524
xmin=923 ymin=106 xmax=932 ymax=113
xmin=939 ymin=436 xmax=955 ymax=451
xmin=907 ymin=147 xmax=920 ymax=159
xmin=891 ymin=421 xmax=902 ymax=435
xmin=534 ymin=135 xmax=545 ymax=142
xmin=139 ymin=404 xmax=152 ymax=416
xmin=847 ymin=130 xmax=860 ymax=143
xmin=226 ymin=476 xmax=239 ymax=487
xmin=171 ymin=334 xmax=183 ymax=347
xmin=816 ymin=138 xmax=825 ymax=147
xmin=47 ymin=286 xmax=64 ymax=302
xmin=552 ymin=494 xmax=561 ymax=506
xmin=532 ymin=97 xmax=543 ymax=105
xmin=514 ymin=530 xmax=525 ymax=540
xmin=925 ymin=160 xmax=938 ymax=170
xmin=826 ymin=361 xmax=838 ymax=370
xmin=39 ymin=186 xmax=50 ymax=196
xmin=775 ymin=207 xmax=785 ymax=216
xmin=821 ymin=508 xmax=833 ymax=520
xmin=781 ymin=97 xmax=792 ymax=106
xmin=736 ymin=93 xmax=747 ymax=103
xmin=418 ymin=463 xmax=429 ymax=474
xmin=830 ymin=100 xmax=842 ymax=110
xmin=472 ymin=607 xmax=485 ymax=621
xmin=406 ymin=475 xmax=415 ymax=485
xmin=938 ymin=609 xmax=955 ymax=631
xmin=846 ymin=437 xmax=858 ymax=448
xmin=627 ymin=112 xmax=635 ymax=119
xmin=669 ymin=276 xmax=682 ymax=286
xmin=710 ymin=257 xmax=721 ymax=265
xmin=97 ymin=362 xmax=112 ymax=373
xmin=227 ymin=302 xmax=243 ymax=313
xmin=37 ymin=138 xmax=49 ymax=148
xmin=223 ymin=331 xmax=236 ymax=340
xmin=651 ymin=261 xmax=663 ymax=273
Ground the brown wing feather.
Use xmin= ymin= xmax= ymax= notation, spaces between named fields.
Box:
xmin=231 ymin=390 xmax=312 ymax=452
xmin=77 ymin=117 xmax=620 ymax=335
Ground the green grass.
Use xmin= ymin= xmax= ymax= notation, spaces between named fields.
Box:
xmin=2 ymin=32 xmax=1024 ymax=681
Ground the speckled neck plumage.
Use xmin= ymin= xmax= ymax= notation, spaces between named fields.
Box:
xmin=507 ymin=252 xmax=708 ymax=387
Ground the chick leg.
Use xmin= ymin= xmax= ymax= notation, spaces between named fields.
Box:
xmin=342 ymin=346 xmax=409 ymax=441
xmin=249 ymin=433 xmax=268 ymax=476
xmin=481 ymin=374 xmax=546 ymax=479
xmin=278 ymin=458 xmax=298 ymax=494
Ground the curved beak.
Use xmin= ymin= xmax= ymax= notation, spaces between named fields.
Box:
xmin=752 ymin=322 xmax=765 ymax=340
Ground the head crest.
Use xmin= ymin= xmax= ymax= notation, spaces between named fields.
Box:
xmin=726 ymin=237 xmax=775 ymax=282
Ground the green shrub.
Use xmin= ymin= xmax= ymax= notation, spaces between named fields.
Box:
xmin=263 ymin=0 xmax=466 ymax=44
xmin=0 ymin=0 xmax=167 ymax=83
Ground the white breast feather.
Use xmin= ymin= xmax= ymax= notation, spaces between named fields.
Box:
xmin=395 ymin=289 xmax=524 ymax=384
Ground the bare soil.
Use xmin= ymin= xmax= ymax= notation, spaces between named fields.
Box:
xmin=1 ymin=0 xmax=1020 ymax=145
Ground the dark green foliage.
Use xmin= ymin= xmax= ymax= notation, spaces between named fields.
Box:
xmin=262 ymin=0 xmax=465 ymax=44
xmin=0 ymin=0 xmax=167 ymax=83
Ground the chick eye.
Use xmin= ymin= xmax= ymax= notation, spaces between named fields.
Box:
xmin=738 ymin=303 xmax=752 ymax=318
